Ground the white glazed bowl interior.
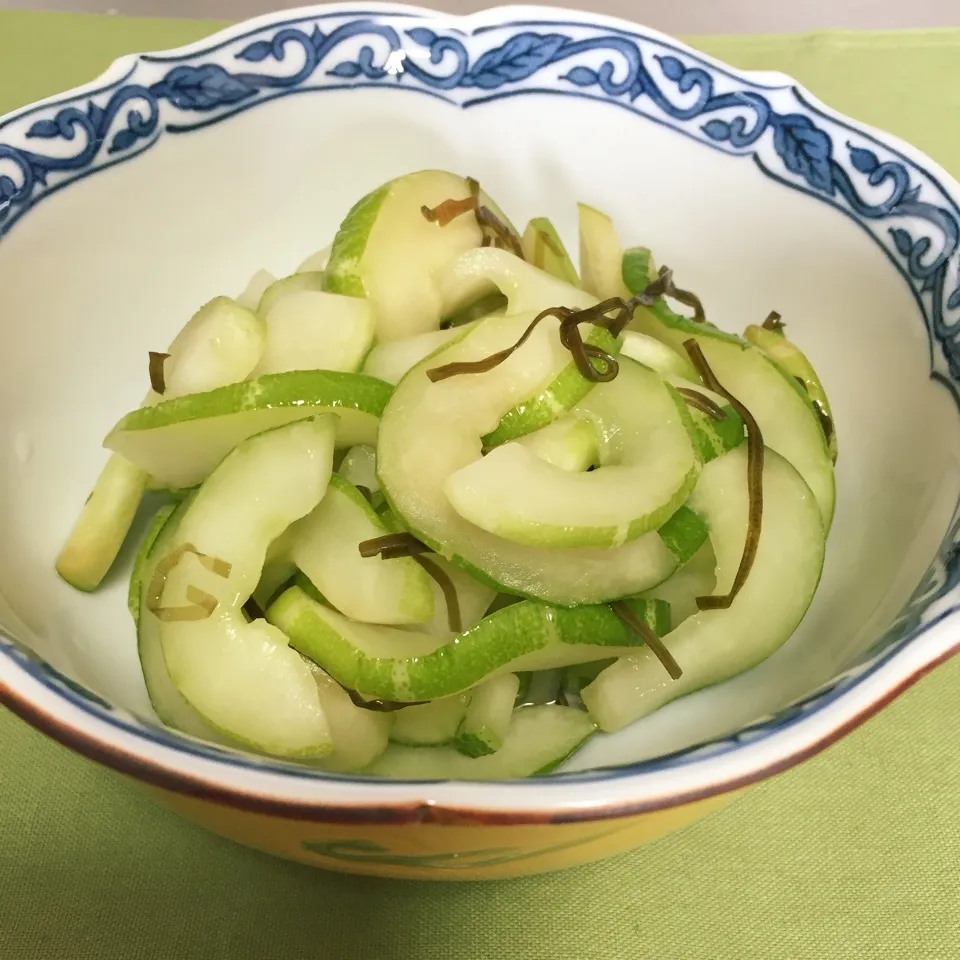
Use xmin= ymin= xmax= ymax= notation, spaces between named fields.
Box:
xmin=2 ymin=3 xmax=960 ymax=785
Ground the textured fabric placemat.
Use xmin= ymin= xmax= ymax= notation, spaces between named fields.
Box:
xmin=2 ymin=12 xmax=960 ymax=959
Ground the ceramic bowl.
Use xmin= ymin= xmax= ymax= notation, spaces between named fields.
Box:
xmin=2 ymin=2 xmax=960 ymax=881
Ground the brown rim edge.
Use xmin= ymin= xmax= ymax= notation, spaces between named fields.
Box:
xmin=2 ymin=640 xmax=958 ymax=827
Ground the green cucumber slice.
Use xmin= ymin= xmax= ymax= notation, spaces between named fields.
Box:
xmin=441 ymin=291 xmax=508 ymax=329
xmin=105 ymin=370 xmax=392 ymax=490
xmin=267 ymin=587 xmax=669 ymax=702
xmin=296 ymin=246 xmax=330 ymax=274
xmin=361 ymin=325 xmax=470 ymax=385
xmin=619 ymin=330 xmax=699 ymax=380
xmin=161 ymin=296 xmax=266 ymax=400
xmin=324 ymin=170 xmax=503 ymax=340
xmin=640 ymin=541 xmax=717 ymax=626
xmin=338 ymin=444 xmax=381 ymax=505
xmin=434 ymin=246 xmax=596 ymax=320
xmin=256 ymin=271 xmax=326 ymax=318
xmin=582 ymin=446 xmax=825 ymax=732
xmin=287 ymin=474 xmax=434 ymax=625
xmin=254 ymin=289 xmax=375 ymax=376
xmin=390 ymin=694 xmax=472 ymax=746
xmin=444 ymin=358 xmax=699 ymax=548
xmin=365 ymin=705 xmax=596 ymax=780
xmin=744 ymin=322 xmax=837 ymax=462
xmin=665 ymin=376 xmax=745 ymax=464
xmin=305 ymin=662 xmax=392 ymax=771
xmin=621 ymin=247 xmax=742 ymax=347
xmin=236 ymin=269 xmax=277 ymax=312
xmin=515 ymin=415 xmax=598 ymax=473
xmin=521 ymin=217 xmax=580 ymax=286
xmin=129 ymin=502 xmax=177 ymax=624
xmin=578 ymin=203 xmax=630 ymax=299
xmin=136 ymin=491 xmax=222 ymax=741
xmin=376 ymin=312 xmax=701 ymax=603
xmin=620 ymin=254 xmax=834 ymax=528
xmin=56 ymin=454 xmax=149 ymax=591
xmin=454 ymin=673 xmax=521 ymax=757
xmin=155 ymin=416 xmax=338 ymax=756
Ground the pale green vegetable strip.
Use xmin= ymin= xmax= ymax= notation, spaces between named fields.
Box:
xmin=366 ymin=705 xmax=596 ymax=780
xmin=454 ymin=673 xmax=521 ymax=757
xmin=391 ymin=694 xmax=471 ymax=746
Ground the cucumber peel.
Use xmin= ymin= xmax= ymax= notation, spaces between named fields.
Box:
xmin=267 ymin=586 xmax=670 ymax=702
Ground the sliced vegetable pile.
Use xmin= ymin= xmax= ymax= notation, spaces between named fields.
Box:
xmin=57 ymin=171 xmax=835 ymax=779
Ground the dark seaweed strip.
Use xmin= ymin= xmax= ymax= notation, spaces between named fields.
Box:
xmin=609 ymin=601 xmax=682 ymax=680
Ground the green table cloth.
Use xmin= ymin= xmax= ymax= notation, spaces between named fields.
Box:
xmin=2 ymin=12 xmax=960 ymax=958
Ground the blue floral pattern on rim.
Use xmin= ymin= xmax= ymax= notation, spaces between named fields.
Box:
xmin=2 ymin=9 xmax=960 ymax=786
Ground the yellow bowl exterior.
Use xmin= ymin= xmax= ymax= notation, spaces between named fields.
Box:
xmin=148 ymin=784 xmax=737 ymax=880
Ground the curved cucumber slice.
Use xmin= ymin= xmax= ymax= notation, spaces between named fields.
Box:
xmin=390 ymin=694 xmax=471 ymax=746
xmin=435 ymin=247 xmax=595 ymax=320
xmin=268 ymin=587 xmax=669 ymax=701
xmin=162 ymin=297 xmax=266 ymax=400
xmin=620 ymin=258 xmax=834 ymax=528
xmin=454 ymin=673 xmax=521 ymax=757
xmin=620 ymin=330 xmax=698 ymax=380
xmin=665 ymin=375 xmax=745 ymax=464
xmin=236 ymin=269 xmax=277 ymax=312
xmin=135 ymin=493 xmax=222 ymax=741
xmin=445 ymin=358 xmax=699 ymax=548
xmin=105 ymin=370 xmax=392 ymax=490
xmin=366 ymin=705 xmax=596 ymax=780
xmin=621 ymin=247 xmax=742 ymax=347
xmin=287 ymin=474 xmax=434 ymax=625
xmin=521 ymin=217 xmax=580 ymax=286
xmin=338 ymin=444 xmax=380 ymax=502
xmin=296 ymin=246 xmax=330 ymax=274
xmin=129 ymin=501 xmax=177 ymax=624
xmin=744 ymin=322 xmax=837 ymax=462
xmin=362 ymin=325 xmax=470 ymax=385
xmin=582 ymin=446 xmax=825 ymax=732
xmin=256 ymin=271 xmax=325 ymax=318
xmin=578 ymin=203 xmax=630 ymax=300
xmin=306 ymin=662 xmax=392 ymax=771
xmin=324 ymin=170 xmax=495 ymax=340
xmin=377 ymin=312 xmax=701 ymax=603
xmin=254 ymin=289 xmax=375 ymax=376
xmin=640 ymin=540 xmax=717 ymax=626
xmin=156 ymin=416 xmax=338 ymax=756
xmin=516 ymin=415 xmax=598 ymax=473
xmin=56 ymin=454 xmax=149 ymax=591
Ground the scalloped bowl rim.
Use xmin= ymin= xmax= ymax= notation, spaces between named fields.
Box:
xmin=1 ymin=2 xmax=959 ymax=821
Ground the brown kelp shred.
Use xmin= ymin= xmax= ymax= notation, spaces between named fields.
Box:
xmin=345 ymin=687 xmax=427 ymax=712
xmin=421 ymin=176 xmax=524 ymax=258
xmin=427 ymin=297 xmax=631 ymax=384
xmin=146 ymin=543 xmax=231 ymax=622
xmin=148 ymin=351 xmax=170 ymax=395
xmin=683 ymin=339 xmax=764 ymax=610
xmin=676 ymin=387 xmax=728 ymax=422
xmin=358 ymin=532 xmax=431 ymax=559
xmin=414 ymin=555 xmax=463 ymax=633
xmin=637 ymin=266 xmax=706 ymax=322
xmin=609 ymin=601 xmax=682 ymax=680
xmin=762 ymin=310 xmax=785 ymax=332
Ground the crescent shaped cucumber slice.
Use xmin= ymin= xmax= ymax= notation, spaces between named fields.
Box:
xmin=521 ymin=217 xmax=580 ymax=287
xmin=454 ymin=672 xmax=521 ymax=757
xmin=267 ymin=587 xmax=669 ymax=702
xmin=286 ymin=474 xmax=435 ymax=625
xmin=361 ymin=325 xmax=472 ymax=385
xmin=582 ymin=446 xmax=825 ymax=732
xmin=155 ymin=416 xmax=338 ymax=757
xmin=105 ymin=370 xmax=392 ymax=490
xmin=445 ymin=358 xmax=700 ymax=548
xmin=324 ymin=170 xmax=509 ymax=340
xmin=254 ymin=288 xmax=375 ymax=376
xmin=376 ymin=311 xmax=703 ymax=603
xmin=365 ymin=705 xmax=596 ymax=780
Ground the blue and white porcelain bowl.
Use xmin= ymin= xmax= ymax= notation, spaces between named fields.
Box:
xmin=2 ymin=3 xmax=959 ymax=880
